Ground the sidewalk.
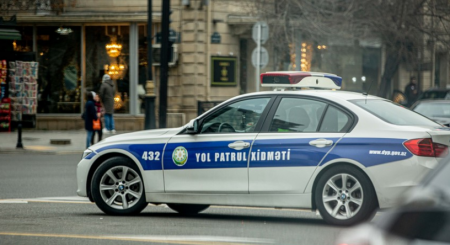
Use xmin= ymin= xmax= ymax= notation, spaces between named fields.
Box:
xmin=0 ymin=130 xmax=127 ymax=154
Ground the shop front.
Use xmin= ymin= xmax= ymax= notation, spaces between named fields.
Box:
xmin=4 ymin=23 xmax=156 ymax=130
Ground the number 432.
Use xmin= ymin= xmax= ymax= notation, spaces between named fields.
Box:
xmin=142 ymin=151 xmax=160 ymax=161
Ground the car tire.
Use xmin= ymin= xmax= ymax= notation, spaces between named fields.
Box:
xmin=91 ymin=156 xmax=148 ymax=215
xmin=314 ymin=165 xmax=378 ymax=226
xmin=167 ymin=204 xmax=210 ymax=215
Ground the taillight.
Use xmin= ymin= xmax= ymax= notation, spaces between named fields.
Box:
xmin=404 ymin=138 xmax=448 ymax=157
xmin=434 ymin=142 xmax=449 ymax=157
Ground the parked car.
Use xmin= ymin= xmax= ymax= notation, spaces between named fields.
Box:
xmin=418 ymin=88 xmax=450 ymax=101
xmin=336 ymin=153 xmax=450 ymax=244
xmin=412 ymin=100 xmax=450 ymax=126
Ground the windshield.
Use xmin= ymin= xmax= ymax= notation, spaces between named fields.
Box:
xmin=414 ymin=102 xmax=450 ymax=118
xmin=351 ymin=99 xmax=440 ymax=127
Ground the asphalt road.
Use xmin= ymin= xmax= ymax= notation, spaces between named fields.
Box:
xmin=0 ymin=153 xmax=347 ymax=245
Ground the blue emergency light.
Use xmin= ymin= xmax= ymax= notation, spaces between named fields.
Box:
xmin=260 ymin=71 xmax=342 ymax=89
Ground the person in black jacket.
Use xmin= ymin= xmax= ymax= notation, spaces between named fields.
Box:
xmin=83 ymin=91 xmax=98 ymax=148
xmin=404 ymin=76 xmax=419 ymax=107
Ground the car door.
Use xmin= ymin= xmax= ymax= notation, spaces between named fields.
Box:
xmin=163 ymin=96 xmax=274 ymax=193
xmin=249 ymin=96 xmax=354 ymax=194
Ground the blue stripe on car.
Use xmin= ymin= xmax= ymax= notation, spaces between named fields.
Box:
xmin=85 ymin=152 xmax=96 ymax=159
xmin=93 ymin=138 xmax=412 ymax=171
xmin=321 ymin=138 xmax=412 ymax=167
xmin=95 ymin=144 xmax=166 ymax=170
xmin=163 ymin=140 xmax=253 ymax=170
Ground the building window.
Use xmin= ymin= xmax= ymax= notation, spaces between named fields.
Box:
xmin=13 ymin=26 xmax=33 ymax=52
xmin=37 ymin=26 xmax=81 ymax=114
xmin=85 ymin=26 xmax=130 ymax=114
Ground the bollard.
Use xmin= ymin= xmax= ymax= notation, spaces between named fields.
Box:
xmin=16 ymin=121 xmax=23 ymax=148
xmin=144 ymin=95 xmax=156 ymax=130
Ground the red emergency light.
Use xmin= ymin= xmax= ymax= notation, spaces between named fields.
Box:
xmin=260 ymin=71 xmax=342 ymax=89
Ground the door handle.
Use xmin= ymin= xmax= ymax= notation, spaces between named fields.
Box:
xmin=309 ymin=139 xmax=334 ymax=148
xmin=228 ymin=141 xmax=250 ymax=150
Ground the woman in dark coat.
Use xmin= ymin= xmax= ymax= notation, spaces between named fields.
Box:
xmin=84 ymin=91 xmax=98 ymax=148
xmin=91 ymin=92 xmax=103 ymax=145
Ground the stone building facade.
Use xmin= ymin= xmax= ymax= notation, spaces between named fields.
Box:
xmin=1 ymin=0 xmax=448 ymax=130
xmin=1 ymin=0 xmax=262 ymax=130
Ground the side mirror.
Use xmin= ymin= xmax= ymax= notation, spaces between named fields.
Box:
xmin=186 ymin=119 xmax=199 ymax=134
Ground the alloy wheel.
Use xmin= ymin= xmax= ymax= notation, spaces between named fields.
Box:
xmin=99 ymin=166 xmax=143 ymax=210
xmin=322 ymin=173 xmax=364 ymax=220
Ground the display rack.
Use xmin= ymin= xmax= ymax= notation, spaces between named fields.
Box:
xmin=8 ymin=60 xmax=38 ymax=123
xmin=0 ymin=97 xmax=11 ymax=132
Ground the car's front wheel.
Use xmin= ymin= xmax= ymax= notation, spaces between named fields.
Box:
xmin=315 ymin=165 xmax=378 ymax=226
xmin=167 ymin=204 xmax=210 ymax=215
xmin=91 ymin=156 xmax=148 ymax=215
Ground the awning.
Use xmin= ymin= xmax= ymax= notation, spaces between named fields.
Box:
xmin=0 ymin=28 xmax=21 ymax=40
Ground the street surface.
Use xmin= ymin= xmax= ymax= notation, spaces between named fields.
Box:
xmin=0 ymin=153 xmax=349 ymax=245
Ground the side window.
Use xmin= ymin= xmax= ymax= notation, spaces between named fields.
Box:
xmin=319 ymin=106 xmax=351 ymax=132
xmin=269 ymin=98 xmax=327 ymax=133
xmin=200 ymin=98 xmax=271 ymax=134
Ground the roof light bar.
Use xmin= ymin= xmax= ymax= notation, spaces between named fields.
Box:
xmin=260 ymin=71 xmax=342 ymax=89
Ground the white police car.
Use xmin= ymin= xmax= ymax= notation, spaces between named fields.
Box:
xmin=77 ymin=71 xmax=450 ymax=226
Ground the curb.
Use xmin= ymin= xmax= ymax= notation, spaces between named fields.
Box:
xmin=0 ymin=148 xmax=83 ymax=155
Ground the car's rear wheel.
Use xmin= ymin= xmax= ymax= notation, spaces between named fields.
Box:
xmin=91 ymin=156 xmax=147 ymax=215
xmin=315 ymin=165 xmax=378 ymax=226
xmin=167 ymin=204 xmax=210 ymax=215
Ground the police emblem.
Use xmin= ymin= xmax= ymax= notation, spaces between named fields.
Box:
xmin=172 ymin=146 xmax=188 ymax=166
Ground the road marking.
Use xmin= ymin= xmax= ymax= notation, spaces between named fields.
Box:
xmin=0 ymin=200 xmax=28 ymax=204
xmin=0 ymin=232 xmax=273 ymax=245
xmin=0 ymin=196 xmax=313 ymax=212
xmin=0 ymin=196 xmax=92 ymax=204
xmin=0 ymin=198 xmax=92 ymax=205
xmin=0 ymin=198 xmax=313 ymax=213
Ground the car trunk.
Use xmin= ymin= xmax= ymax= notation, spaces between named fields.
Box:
xmin=427 ymin=129 xmax=450 ymax=158
xmin=427 ymin=129 xmax=450 ymax=146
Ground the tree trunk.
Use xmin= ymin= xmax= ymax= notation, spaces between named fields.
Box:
xmin=377 ymin=48 xmax=401 ymax=98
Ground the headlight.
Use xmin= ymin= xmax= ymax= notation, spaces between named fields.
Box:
xmin=82 ymin=149 xmax=93 ymax=159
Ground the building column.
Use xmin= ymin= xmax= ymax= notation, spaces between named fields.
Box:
xmin=81 ymin=24 xmax=86 ymax=113
xmin=180 ymin=3 xmax=207 ymax=120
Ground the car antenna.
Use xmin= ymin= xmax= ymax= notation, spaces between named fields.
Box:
xmin=363 ymin=80 xmax=375 ymax=104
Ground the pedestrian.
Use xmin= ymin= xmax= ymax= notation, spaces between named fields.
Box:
xmin=91 ymin=92 xmax=103 ymax=145
xmin=404 ymin=76 xmax=419 ymax=107
xmin=83 ymin=91 xmax=98 ymax=149
xmin=99 ymin=74 xmax=116 ymax=134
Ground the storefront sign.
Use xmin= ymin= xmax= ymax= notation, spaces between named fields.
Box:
xmin=211 ymin=56 xmax=237 ymax=86
xmin=156 ymin=29 xmax=179 ymax=43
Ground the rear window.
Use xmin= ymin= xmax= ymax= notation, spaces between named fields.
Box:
xmin=350 ymin=99 xmax=440 ymax=127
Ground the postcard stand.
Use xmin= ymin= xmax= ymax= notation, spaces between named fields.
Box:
xmin=8 ymin=60 xmax=39 ymax=148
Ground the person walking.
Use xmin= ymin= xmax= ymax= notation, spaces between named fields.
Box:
xmin=404 ymin=76 xmax=419 ymax=107
xmin=91 ymin=92 xmax=103 ymax=145
xmin=99 ymin=74 xmax=116 ymax=134
xmin=83 ymin=91 xmax=98 ymax=148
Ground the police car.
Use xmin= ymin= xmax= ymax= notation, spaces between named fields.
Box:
xmin=77 ymin=71 xmax=450 ymax=226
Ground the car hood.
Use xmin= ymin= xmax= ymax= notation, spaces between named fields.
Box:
xmin=90 ymin=127 xmax=183 ymax=151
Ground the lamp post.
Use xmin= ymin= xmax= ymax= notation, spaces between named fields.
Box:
xmin=145 ymin=0 xmax=156 ymax=129
xmin=159 ymin=0 xmax=170 ymax=129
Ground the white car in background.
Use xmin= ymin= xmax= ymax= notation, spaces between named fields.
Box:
xmin=77 ymin=72 xmax=450 ymax=226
